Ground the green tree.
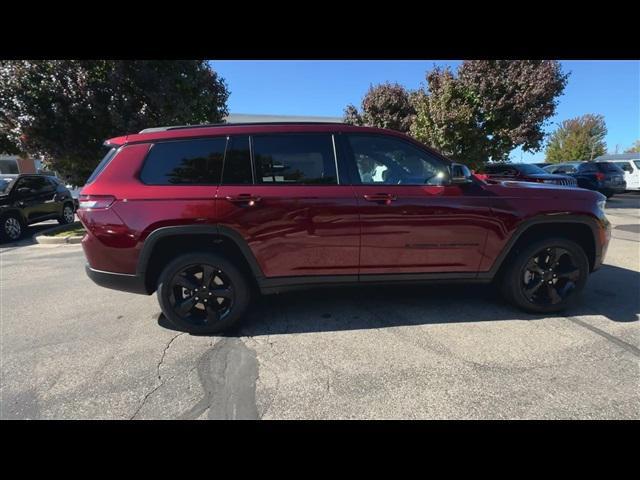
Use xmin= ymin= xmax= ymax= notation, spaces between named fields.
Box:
xmin=0 ymin=60 xmax=229 ymax=184
xmin=625 ymin=140 xmax=640 ymax=153
xmin=545 ymin=114 xmax=607 ymax=163
xmin=411 ymin=61 xmax=568 ymax=169
xmin=343 ymin=82 xmax=416 ymax=133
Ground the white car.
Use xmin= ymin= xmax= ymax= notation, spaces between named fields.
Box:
xmin=596 ymin=154 xmax=640 ymax=191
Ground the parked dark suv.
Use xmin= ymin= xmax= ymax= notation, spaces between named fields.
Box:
xmin=0 ymin=174 xmax=76 ymax=242
xmin=480 ymin=163 xmax=577 ymax=186
xmin=78 ymin=123 xmax=611 ymax=334
xmin=543 ymin=162 xmax=626 ymax=198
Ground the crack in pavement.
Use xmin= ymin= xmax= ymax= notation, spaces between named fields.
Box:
xmin=129 ymin=332 xmax=185 ymax=420
xmin=178 ymin=338 xmax=259 ymax=420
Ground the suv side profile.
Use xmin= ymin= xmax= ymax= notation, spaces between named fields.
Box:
xmin=1 ymin=173 xmax=76 ymax=242
xmin=78 ymin=123 xmax=611 ymax=334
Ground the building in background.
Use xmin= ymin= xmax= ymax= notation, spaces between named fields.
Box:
xmin=0 ymin=154 xmax=43 ymax=174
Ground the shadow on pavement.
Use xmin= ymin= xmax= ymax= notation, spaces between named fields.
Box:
xmin=0 ymin=221 xmax=60 ymax=250
xmin=158 ymin=263 xmax=639 ymax=337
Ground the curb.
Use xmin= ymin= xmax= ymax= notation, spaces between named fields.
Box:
xmin=34 ymin=222 xmax=84 ymax=245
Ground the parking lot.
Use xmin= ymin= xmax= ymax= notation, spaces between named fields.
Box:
xmin=1 ymin=193 xmax=638 ymax=419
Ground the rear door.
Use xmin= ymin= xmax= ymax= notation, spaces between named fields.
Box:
xmin=216 ymin=133 xmax=360 ymax=279
xmin=342 ymin=133 xmax=493 ymax=276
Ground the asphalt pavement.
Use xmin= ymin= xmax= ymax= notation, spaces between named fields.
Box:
xmin=1 ymin=194 xmax=638 ymax=419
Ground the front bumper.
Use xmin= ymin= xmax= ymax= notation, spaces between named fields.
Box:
xmin=85 ymin=264 xmax=149 ymax=295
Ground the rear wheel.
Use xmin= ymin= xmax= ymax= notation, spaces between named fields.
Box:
xmin=501 ymin=237 xmax=589 ymax=314
xmin=0 ymin=214 xmax=23 ymax=242
xmin=157 ymin=252 xmax=250 ymax=334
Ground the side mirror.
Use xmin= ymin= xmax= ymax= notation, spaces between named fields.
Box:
xmin=449 ymin=163 xmax=473 ymax=184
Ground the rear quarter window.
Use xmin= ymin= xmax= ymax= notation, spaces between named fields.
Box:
xmin=140 ymin=138 xmax=226 ymax=185
xmin=86 ymin=147 xmax=117 ymax=184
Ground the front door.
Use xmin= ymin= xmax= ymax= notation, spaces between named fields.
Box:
xmin=216 ymin=133 xmax=360 ymax=279
xmin=341 ymin=133 xmax=493 ymax=277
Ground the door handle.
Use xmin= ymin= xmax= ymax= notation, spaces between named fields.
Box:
xmin=363 ymin=193 xmax=397 ymax=205
xmin=225 ymin=195 xmax=262 ymax=207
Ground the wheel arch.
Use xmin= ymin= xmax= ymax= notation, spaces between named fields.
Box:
xmin=138 ymin=225 xmax=264 ymax=294
xmin=487 ymin=215 xmax=601 ymax=281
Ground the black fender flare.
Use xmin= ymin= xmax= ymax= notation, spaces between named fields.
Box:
xmin=481 ymin=214 xmax=605 ymax=279
xmin=136 ymin=224 xmax=264 ymax=279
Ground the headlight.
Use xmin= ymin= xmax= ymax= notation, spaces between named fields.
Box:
xmin=597 ymin=199 xmax=606 ymax=211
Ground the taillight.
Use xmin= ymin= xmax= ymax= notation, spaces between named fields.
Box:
xmin=595 ymin=172 xmax=606 ymax=181
xmin=78 ymin=195 xmax=115 ymax=209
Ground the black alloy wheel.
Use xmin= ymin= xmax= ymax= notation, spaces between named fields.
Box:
xmin=157 ymin=253 xmax=250 ymax=334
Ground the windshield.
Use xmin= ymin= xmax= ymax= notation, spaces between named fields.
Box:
xmin=0 ymin=177 xmax=15 ymax=194
xmin=516 ymin=164 xmax=547 ymax=175
xmin=596 ymin=162 xmax=623 ymax=173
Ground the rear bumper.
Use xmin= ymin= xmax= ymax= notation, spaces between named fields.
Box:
xmin=85 ymin=264 xmax=149 ymax=295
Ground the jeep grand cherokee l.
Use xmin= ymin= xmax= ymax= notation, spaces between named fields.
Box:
xmin=77 ymin=123 xmax=611 ymax=334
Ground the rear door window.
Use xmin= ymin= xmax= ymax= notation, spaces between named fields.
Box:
xmin=253 ymin=134 xmax=337 ymax=185
xmin=141 ymin=138 xmax=226 ymax=185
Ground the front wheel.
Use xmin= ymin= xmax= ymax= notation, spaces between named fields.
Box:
xmin=501 ymin=237 xmax=589 ymax=314
xmin=157 ymin=252 xmax=251 ymax=334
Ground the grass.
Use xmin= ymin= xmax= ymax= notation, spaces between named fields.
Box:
xmin=47 ymin=226 xmax=85 ymax=237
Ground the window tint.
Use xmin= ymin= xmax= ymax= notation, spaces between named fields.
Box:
xmin=253 ymin=134 xmax=336 ymax=185
xmin=614 ymin=162 xmax=632 ymax=173
xmin=16 ymin=176 xmax=48 ymax=193
xmin=222 ymin=136 xmax=253 ymax=184
xmin=634 ymin=161 xmax=640 ymax=169
xmin=141 ymin=138 xmax=226 ymax=185
xmin=484 ymin=164 xmax=517 ymax=175
xmin=348 ymin=135 xmax=447 ymax=185
xmin=596 ymin=162 xmax=622 ymax=173
xmin=87 ymin=147 xmax=117 ymax=184
xmin=579 ymin=163 xmax=597 ymax=173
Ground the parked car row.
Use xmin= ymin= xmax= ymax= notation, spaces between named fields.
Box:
xmin=478 ymin=160 xmax=630 ymax=198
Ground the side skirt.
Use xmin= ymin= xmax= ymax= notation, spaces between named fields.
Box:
xmin=258 ymin=273 xmax=491 ymax=295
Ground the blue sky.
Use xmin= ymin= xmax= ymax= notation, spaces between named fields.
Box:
xmin=211 ymin=60 xmax=640 ymax=163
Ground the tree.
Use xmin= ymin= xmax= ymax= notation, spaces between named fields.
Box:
xmin=411 ymin=61 xmax=568 ymax=169
xmin=625 ymin=140 xmax=640 ymax=153
xmin=0 ymin=60 xmax=229 ymax=184
xmin=343 ymin=82 xmax=415 ymax=133
xmin=545 ymin=114 xmax=607 ymax=163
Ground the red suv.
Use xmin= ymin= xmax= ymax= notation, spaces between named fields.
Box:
xmin=78 ymin=123 xmax=611 ymax=334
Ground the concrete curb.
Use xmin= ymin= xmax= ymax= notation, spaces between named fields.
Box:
xmin=34 ymin=222 xmax=84 ymax=245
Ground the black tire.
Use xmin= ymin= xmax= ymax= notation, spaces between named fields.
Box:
xmin=157 ymin=252 xmax=251 ymax=334
xmin=58 ymin=202 xmax=75 ymax=225
xmin=500 ymin=237 xmax=589 ymax=314
xmin=0 ymin=214 xmax=24 ymax=242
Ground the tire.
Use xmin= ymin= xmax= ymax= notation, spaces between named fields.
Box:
xmin=58 ymin=203 xmax=75 ymax=225
xmin=500 ymin=237 xmax=589 ymax=314
xmin=0 ymin=214 xmax=24 ymax=242
xmin=157 ymin=252 xmax=251 ymax=334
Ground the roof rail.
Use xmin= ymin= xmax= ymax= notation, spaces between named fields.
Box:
xmin=138 ymin=121 xmax=344 ymax=134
